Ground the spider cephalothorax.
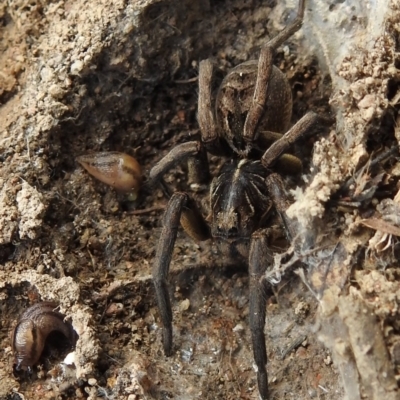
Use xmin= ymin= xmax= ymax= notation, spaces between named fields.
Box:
xmin=210 ymin=160 xmax=272 ymax=239
xmin=148 ymin=0 xmax=319 ymax=398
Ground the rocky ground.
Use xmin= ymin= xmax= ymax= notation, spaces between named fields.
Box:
xmin=0 ymin=0 xmax=399 ymax=399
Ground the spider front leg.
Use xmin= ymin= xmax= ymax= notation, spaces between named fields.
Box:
xmin=244 ymin=0 xmax=306 ymax=144
xmin=261 ymin=111 xmax=318 ymax=170
xmin=198 ymin=59 xmax=217 ymax=145
xmin=147 ymin=140 xmax=211 ymax=191
xmin=198 ymin=60 xmax=232 ymax=156
xmin=153 ymin=192 xmax=210 ymax=355
xmin=149 ymin=141 xmax=201 ymax=183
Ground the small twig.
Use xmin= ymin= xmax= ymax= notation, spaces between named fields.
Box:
xmin=174 ymin=77 xmax=198 ymax=84
xmin=318 ymin=385 xmax=329 ymax=393
xmin=128 ymin=205 xmax=165 ymax=215
xmin=342 ymin=146 xmax=399 ymax=192
xmin=280 ymin=334 xmax=307 ymax=359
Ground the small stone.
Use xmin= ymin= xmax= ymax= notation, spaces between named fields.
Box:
xmin=232 ymin=323 xmax=244 ymax=332
xmin=88 ymin=378 xmax=97 ymax=386
xmin=360 ymin=106 xmax=375 ymax=121
xmin=48 ymin=84 xmax=65 ymax=99
xmin=179 ymin=298 xmax=190 ymax=312
xmin=324 ymin=355 xmax=332 ymax=365
xmin=106 ymin=302 xmax=124 ymax=316
xmin=40 ymin=66 xmax=54 ymax=82
xmin=358 ymin=94 xmax=375 ymax=109
xmin=70 ymin=60 xmax=84 ymax=75
xmin=365 ymin=77 xmax=375 ymax=86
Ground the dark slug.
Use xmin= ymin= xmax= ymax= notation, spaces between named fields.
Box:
xmin=11 ymin=302 xmax=78 ymax=371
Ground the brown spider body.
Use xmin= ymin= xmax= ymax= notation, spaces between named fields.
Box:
xmin=211 ymin=159 xmax=271 ymax=239
xmin=148 ymin=1 xmax=320 ymax=398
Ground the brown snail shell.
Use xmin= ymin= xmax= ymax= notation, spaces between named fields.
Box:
xmin=76 ymin=152 xmax=142 ymax=199
xmin=11 ymin=302 xmax=78 ymax=371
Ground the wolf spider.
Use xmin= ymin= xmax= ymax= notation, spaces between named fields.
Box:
xmin=148 ymin=0 xmax=318 ymax=398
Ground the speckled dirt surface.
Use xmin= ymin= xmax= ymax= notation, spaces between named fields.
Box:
xmin=0 ymin=0 xmax=399 ymax=399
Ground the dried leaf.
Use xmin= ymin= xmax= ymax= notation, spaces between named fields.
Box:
xmin=359 ymin=218 xmax=400 ymax=237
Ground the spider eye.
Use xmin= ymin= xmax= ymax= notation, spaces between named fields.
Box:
xmin=228 ymin=226 xmax=238 ymax=235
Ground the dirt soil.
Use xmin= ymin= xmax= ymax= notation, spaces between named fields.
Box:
xmin=0 ymin=0 xmax=399 ymax=399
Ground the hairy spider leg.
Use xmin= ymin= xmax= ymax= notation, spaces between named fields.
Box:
xmin=249 ymin=173 xmax=298 ymax=400
xmin=152 ymin=192 xmax=210 ymax=354
xmin=244 ymin=0 xmax=307 ymax=144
